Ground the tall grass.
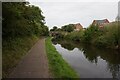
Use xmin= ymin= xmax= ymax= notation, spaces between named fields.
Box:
xmin=45 ymin=37 xmax=78 ymax=78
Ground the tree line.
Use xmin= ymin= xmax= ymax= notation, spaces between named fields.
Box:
xmin=3 ymin=2 xmax=49 ymax=39
xmin=50 ymin=24 xmax=75 ymax=32
xmin=2 ymin=2 xmax=49 ymax=77
xmin=51 ymin=22 xmax=120 ymax=49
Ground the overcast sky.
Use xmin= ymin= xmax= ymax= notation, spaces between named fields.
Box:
xmin=29 ymin=1 xmax=119 ymax=29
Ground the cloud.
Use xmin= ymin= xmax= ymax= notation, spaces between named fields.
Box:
xmin=30 ymin=2 xmax=118 ymax=29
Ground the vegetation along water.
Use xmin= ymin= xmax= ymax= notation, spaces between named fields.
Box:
xmin=2 ymin=1 xmax=120 ymax=78
xmin=52 ymin=40 xmax=120 ymax=78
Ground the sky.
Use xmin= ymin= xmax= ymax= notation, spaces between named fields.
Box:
xmin=29 ymin=0 xmax=119 ymax=29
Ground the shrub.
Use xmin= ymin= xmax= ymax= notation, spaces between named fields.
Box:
xmin=83 ymin=24 xmax=100 ymax=43
xmin=65 ymin=30 xmax=84 ymax=42
xmin=103 ymin=22 xmax=119 ymax=48
xmin=94 ymin=36 xmax=108 ymax=47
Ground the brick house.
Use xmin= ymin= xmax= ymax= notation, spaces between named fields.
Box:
xmin=74 ymin=23 xmax=83 ymax=31
xmin=92 ymin=19 xmax=109 ymax=28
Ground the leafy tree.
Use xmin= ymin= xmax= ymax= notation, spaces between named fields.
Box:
xmin=50 ymin=26 xmax=59 ymax=32
xmin=83 ymin=24 xmax=99 ymax=43
xmin=2 ymin=2 xmax=49 ymax=38
xmin=62 ymin=24 xmax=75 ymax=32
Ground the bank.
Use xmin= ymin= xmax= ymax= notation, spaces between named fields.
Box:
xmin=45 ymin=37 xmax=78 ymax=78
xmin=2 ymin=35 xmax=39 ymax=78
xmin=51 ymin=21 xmax=120 ymax=50
xmin=2 ymin=2 xmax=49 ymax=78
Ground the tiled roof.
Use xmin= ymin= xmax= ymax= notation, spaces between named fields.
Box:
xmin=94 ymin=19 xmax=109 ymax=24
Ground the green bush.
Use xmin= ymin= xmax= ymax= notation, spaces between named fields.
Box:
xmin=65 ymin=30 xmax=84 ymax=41
xmin=61 ymin=24 xmax=75 ymax=32
xmin=62 ymin=22 xmax=119 ymax=49
xmin=103 ymin=22 xmax=119 ymax=48
xmin=2 ymin=2 xmax=49 ymax=38
xmin=82 ymin=24 xmax=100 ymax=43
xmin=2 ymin=2 xmax=49 ymax=77
xmin=94 ymin=36 xmax=108 ymax=47
xmin=92 ymin=22 xmax=119 ymax=48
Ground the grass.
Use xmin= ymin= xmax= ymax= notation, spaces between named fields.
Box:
xmin=2 ymin=35 xmax=39 ymax=78
xmin=45 ymin=37 xmax=78 ymax=78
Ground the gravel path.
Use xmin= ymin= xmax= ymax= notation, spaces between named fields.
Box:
xmin=9 ymin=38 xmax=50 ymax=78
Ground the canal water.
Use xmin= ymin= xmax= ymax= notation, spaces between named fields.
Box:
xmin=52 ymin=40 xmax=120 ymax=78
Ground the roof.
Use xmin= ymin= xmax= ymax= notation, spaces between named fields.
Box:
xmin=93 ymin=19 xmax=109 ymax=24
xmin=74 ymin=23 xmax=83 ymax=29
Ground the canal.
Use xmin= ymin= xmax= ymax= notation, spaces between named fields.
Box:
xmin=52 ymin=40 xmax=120 ymax=78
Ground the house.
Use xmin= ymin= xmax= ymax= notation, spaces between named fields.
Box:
xmin=92 ymin=19 xmax=109 ymax=28
xmin=74 ymin=23 xmax=83 ymax=31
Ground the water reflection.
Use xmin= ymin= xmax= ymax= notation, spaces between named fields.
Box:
xmin=52 ymin=39 xmax=120 ymax=78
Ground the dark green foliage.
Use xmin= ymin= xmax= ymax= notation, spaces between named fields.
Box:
xmin=50 ymin=26 xmax=58 ymax=31
xmin=2 ymin=2 xmax=49 ymax=77
xmin=50 ymin=26 xmax=62 ymax=32
xmin=65 ymin=30 xmax=84 ymax=42
xmin=103 ymin=22 xmax=119 ymax=48
xmin=55 ymin=33 xmax=64 ymax=39
xmin=2 ymin=2 xmax=49 ymax=38
xmin=83 ymin=24 xmax=102 ymax=43
xmin=59 ymin=22 xmax=119 ymax=49
xmin=94 ymin=36 xmax=108 ymax=47
xmin=62 ymin=24 xmax=75 ymax=32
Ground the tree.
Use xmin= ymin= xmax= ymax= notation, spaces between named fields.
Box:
xmin=53 ymin=26 xmax=58 ymax=31
xmin=62 ymin=24 xmax=75 ymax=32
xmin=83 ymin=24 xmax=99 ymax=43
xmin=2 ymin=2 xmax=49 ymax=38
xmin=50 ymin=26 xmax=58 ymax=31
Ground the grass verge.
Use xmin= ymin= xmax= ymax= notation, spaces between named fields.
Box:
xmin=45 ymin=37 xmax=78 ymax=78
xmin=2 ymin=35 xmax=39 ymax=78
